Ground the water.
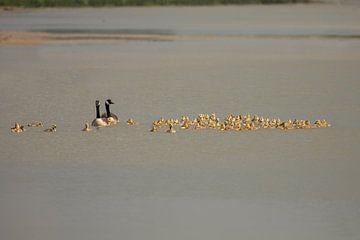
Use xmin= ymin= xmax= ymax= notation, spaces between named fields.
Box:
xmin=1 ymin=4 xmax=360 ymax=240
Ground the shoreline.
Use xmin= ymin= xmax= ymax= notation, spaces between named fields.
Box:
xmin=1 ymin=30 xmax=359 ymax=45
xmin=0 ymin=1 xmax=313 ymax=9
xmin=1 ymin=2 xmax=356 ymax=13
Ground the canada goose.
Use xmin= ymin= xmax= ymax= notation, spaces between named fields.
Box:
xmin=92 ymin=100 xmax=108 ymax=127
xmin=11 ymin=122 xmax=25 ymax=133
xmin=82 ymin=123 xmax=92 ymax=132
xmin=44 ymin=124 xmax=56 ymax=132
xmin=27 ymin=122 xmax=43 ymax=127
xmin=101 ymin=99 xmax=119 ymax=124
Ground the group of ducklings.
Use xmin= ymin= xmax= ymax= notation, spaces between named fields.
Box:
xmin=150 ymin=113 xmax=331 ymax=133
xmin=11 ymin=122 xmax=56 ymax=133
xmin=10 ymin=101 xmax=330 ymax=135
xmin=11 ymin=99 xmax=136 ymax=134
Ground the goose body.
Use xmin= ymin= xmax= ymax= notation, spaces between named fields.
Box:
xmin=92 ymin=118 xmax=108 ymax=127
xmin=92 ymin=100 xmax=108 ymax=127
xmin=101 ymin=99 xmax=119 ymax=125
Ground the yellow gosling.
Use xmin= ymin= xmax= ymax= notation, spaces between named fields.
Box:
xmin=278 ymin=120 xmax=293 ymax=130
xmin=244 ymin=122 xmax=257 ymax=131
xmin=277 ymin=122 xmax=286 ymax=130
xmin=322 ymin=119 xmax=331 ymax=127
xmin=106 ymin=116 xmax=118 ymax=126
xmin=181 ymin=121 xmax=190 ymax=129
xmin=262 ymin=120 xmax=271 ymax=129
xmin=274 ymin=118 xmax=280 ymax=127
xmin=150 ymin=125 xmax=158 ymax=132
xmin=314 ymin=119 xmax=331 ymax=128
xmin=44 ymin=124 xmax=57 ymax=133
xmin=269 ymin=118 xmax=278 ymax=128
xmin=126 ymin=118 xmax=136 ymax=125
xmin=166 ymin=124 xmax=176 ymax=133
xmin=27 ymin=122 xmax=43 ymax=127
xmin=82 ymin=123 xmax=92 ymax=132
xmin=11 ymin=123 xmax=25 ymax=133
xmin=234 ymin=124 xmax=242 ymax=131
xmin=180 ymin=116 xmax=187 ymax=122
xmin=286 ymin=119 xmax=294 ymax=129
xmin=302 ymin=120 xmax=311 ymax=128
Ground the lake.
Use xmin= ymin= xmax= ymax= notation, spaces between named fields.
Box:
xmin=0 ymin=4 xmax=360 ymax=240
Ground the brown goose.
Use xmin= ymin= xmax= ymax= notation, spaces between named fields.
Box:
xmin=101 ymin=99 xmax=119 ymax=125
xmin=92 ymin=100 xmax=108 ymax=127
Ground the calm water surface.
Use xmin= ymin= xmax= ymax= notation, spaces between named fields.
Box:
xmin=1 ymin=4 xmax=360 ymax=240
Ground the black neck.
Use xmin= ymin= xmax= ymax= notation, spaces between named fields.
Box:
xmin=96 ymin=105 xmax=101 ymax=118
xmin=105 ymin=103 xmax=111 ymax=118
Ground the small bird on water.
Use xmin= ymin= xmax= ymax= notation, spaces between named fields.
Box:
xmin=27 ymin=122 xmax=43 ymax=127
xmin=82 ymin=123 xmax=92 ymax=132
xmin=44 ymin=124 xmax=57 ymax=133
xmin=126 ymin=118 xmax=136 ymax=125
xmin=166 ymin=124 xmax=176 ymax=133
xmin=11 ymin=122 xmax=25 ymax=133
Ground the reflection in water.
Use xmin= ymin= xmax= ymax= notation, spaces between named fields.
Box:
xmin=32 ymin=28 xmax=175 ymax=35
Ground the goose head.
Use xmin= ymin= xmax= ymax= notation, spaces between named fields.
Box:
xmin=105 ymin=99 xmax=115 ymax=105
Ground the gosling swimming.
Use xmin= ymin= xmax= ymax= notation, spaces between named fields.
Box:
xmin=44 ymin=124 xmax=56 ymax=132
xmin=150 ymin=125 xmax=158 ymax=132
xmin=126 ymin=118 xmax=136 ymax=125
xmin=82 ymin=123 xmax=92 ymax=132
xmin=92 ymin=100 xmax=108 ymax=127
xmin=11 ymin=123 xmax=25 ymax=133
xmin=27 ymin=122 xmax=43 ymax=127
xmin=166 ymin=124 xmax=176 ymax=133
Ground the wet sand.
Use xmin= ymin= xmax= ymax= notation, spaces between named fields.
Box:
xmin=1 ymin=4 xmax=360 ymax=240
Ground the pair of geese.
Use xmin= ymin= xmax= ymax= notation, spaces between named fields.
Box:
xmin=92 ymin=99 xmax=119 ymax=127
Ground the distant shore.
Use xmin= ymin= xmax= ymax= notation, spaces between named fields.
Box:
xmin=2 ymin=30 xmax=359 ymax=45
xmin=0 ymin=0 xmax=311 ymax=8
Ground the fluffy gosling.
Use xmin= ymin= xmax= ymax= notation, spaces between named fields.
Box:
xmin=82 ymin=123 xmax=92 ymax=132
xmin=126 ymin=118 xmax=136 ymax=125
xmin=11 ymin=123 xmax=25 ymax=133
xmin=44 ymin=124 xmax=57 ymax=133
